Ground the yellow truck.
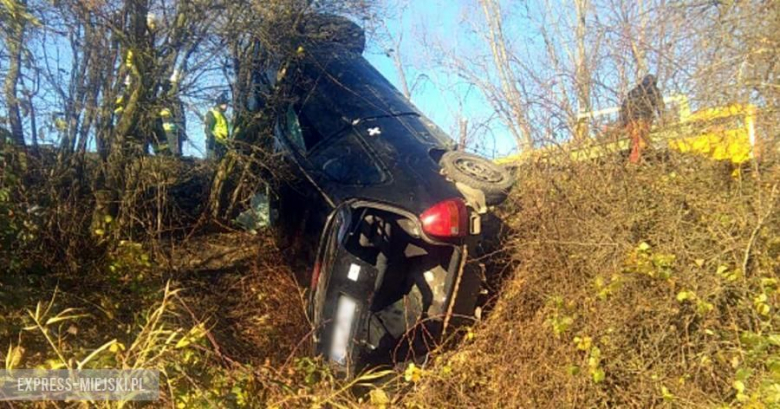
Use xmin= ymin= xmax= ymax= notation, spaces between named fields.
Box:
xmin=496 ymin=96 xmax=759 ymax=166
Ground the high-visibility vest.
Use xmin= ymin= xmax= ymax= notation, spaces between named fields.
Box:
xmin=209 ymin=108 xmax=229 ymax=142
xmin=125 ymin=50 xmax=134 ymax=68
xmin=153 ymin=142 xmax=170 ymax=154
xmin=114 ymin=96 xmax=124 ymax=114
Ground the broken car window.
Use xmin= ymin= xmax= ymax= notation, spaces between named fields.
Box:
xmin=286 ymin=105 xmax=306 ymax=151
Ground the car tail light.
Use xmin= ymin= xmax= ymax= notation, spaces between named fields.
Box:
xmin=311 ymin=261 xmax=322 ymax=289
xmin=420 ymin=199 xmax=468 ymax=238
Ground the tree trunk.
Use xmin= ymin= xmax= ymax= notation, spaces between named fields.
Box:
xmin=478 ymin=0 xmax=534 ymax=151
xmin=631 ymin=0 xmax=648 ymax=77
xmin=391 ymin=32 xmax=412 ymax=100
xmin=3 ymin=3 xmax=27 ymax=147
xmin=92 ymin=0 xmax=153 ymax=240
xmin=458 ymin=117 xmax=468 ymax=149
xmin=574 ymin=0 xmax=591 ymax=141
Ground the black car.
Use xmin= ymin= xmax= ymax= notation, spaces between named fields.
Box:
xmin=250 ymin=16 xmax=514 ymax=377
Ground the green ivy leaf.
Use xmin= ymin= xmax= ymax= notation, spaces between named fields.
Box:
xmin=735 ymin=368 xmax=752 ymax=383
xmin=661 ymin=386 xmax=675 ymax=402
xmin=592 ymin=368 xmax=605 ymax=383
xmin=676 ymin=291 xmax=695 ymax=302
xmin=767 ymin=357 xmax=780 ymax=377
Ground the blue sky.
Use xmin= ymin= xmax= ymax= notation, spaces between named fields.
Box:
xmin=15 ymin=1 xmax=523 ymax=158
xmin=10 ymin=0 xmax=743 ymax=161
xmin=363 ymin=0 xmax=517 ymax=158
xmin=17 ymin=0 xmax=601 ymax=159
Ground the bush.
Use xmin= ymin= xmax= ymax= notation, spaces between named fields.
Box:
xmin=401 ymin=154 xmax=780 ymax=408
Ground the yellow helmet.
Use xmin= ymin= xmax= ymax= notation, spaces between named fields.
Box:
xmin=159 ymin=108 xmax=172 ymax=117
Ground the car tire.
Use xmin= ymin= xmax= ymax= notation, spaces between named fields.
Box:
xmin=439 ymin=151 xmax=514 ymax=205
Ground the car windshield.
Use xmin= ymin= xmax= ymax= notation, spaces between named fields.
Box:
xmin=294 ymin=50 xmax=418 ymax=139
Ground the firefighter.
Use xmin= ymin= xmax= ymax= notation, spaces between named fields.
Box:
xmin=205 ymin=94 xmax=230 ymax=160
xmin=114 ymin=95 xmax=125 ymax=116
xmin=113 ymin=74 xmax=133 ymax=119
xmin=113 ymin=51 xmax=135 ymax=119
xmin=620 ymin=74 xmax=665 ymax=164
xmin=151 ymin=109 xmax=171 ymax=156
xmin=159 ymin=108 xmax=184 ymax=156
xmin=155 ymin=75 xmax=187 ymax=156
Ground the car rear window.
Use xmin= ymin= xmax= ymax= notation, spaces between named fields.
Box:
xmin=307 ymin=129 xmax=388 ymax=186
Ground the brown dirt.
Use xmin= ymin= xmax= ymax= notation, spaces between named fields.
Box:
xmin=170 ymin=231 xmax=311 ymax=367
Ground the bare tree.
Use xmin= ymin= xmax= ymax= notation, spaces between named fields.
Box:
xmin=369 ymin=0 xmax=413 ymax=99
xmin=478 ymin=0 xmax=533 ymax=151
xmin=574 ymin=0 xmax=591 ymax=140
xmin=1 ymin=0 xmax=39 ymax=146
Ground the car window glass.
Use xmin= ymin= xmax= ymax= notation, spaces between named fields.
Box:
xmin=286 ymin=106 xmax=306 ymax=150
xmin=295 ymin=106 xmax=328 ymax=151
xmin=308 ymin=129 xmax=387 ymax=186
xmin=286 ymin=104 xmax=329 ymax=152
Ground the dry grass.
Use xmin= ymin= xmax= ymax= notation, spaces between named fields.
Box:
xmin=4 ymin=141 xmax=780 ymax=408
xmin=172 ymin=231 xmax=311 ymax=367
xmin=400 ymin=154 xmax=780 ymax=408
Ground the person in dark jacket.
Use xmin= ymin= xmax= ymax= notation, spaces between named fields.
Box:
xmin=620 ymin=74 xmax=665 ymax=164
xmin=205 ymin=94 xmax=230 ymax=160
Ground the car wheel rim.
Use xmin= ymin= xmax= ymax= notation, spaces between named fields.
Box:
xmin=453 ymin=158 xmax=504 ymax=183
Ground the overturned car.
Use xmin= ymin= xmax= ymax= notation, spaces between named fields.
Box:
xmin=247 ymin=15 xmax=514 ymax=377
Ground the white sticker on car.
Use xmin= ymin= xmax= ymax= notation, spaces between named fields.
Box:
xmin=330 ymin=296 xmax=357 ymax=365
xmin=347 ymin=263 xmax=360 ymax=281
